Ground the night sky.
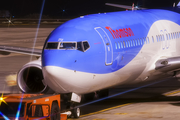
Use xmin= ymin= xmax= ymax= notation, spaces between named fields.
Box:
xmin=0 ymin=0 xmax=179 ymax=18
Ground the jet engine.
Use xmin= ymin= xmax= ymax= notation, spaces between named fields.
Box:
xmin=17 ymin=58 xmax=54 ymax=93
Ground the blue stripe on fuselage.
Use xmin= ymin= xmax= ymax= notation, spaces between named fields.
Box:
xmin=42 ymin=9 xmax=180 ymax=74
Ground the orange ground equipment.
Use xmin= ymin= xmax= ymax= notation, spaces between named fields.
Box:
xmin=0 ymin=93 xmax=67 ymax=120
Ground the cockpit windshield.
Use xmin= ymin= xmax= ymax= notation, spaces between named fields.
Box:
xmin=59 ymin=42 xmax=76 ymax=50
xmin=46 ymin=42 xmax=59 ymax=49
xmin=45 ymin=41 xmax=90 ymax=52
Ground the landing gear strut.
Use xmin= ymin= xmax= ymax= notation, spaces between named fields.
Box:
xmin=63 ymin=93 xmax=81 ymax=118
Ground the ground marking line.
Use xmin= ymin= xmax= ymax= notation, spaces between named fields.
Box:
xmin=80 ymin=103 xmax=132 ymax=118
xmin=164 ymin=90 xmax=180 ymax=96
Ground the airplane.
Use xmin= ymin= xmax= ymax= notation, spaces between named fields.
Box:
xmin=1 ymin=1 xmax=180 ymax=118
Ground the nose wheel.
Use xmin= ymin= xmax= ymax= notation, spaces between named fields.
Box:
xmin=67 ymin=102 xmax=80 ymax=118
xmin=63 ymin=93 xmax=81 ymax=118
xmin=71 ymin=107 xmax=80 ymax=118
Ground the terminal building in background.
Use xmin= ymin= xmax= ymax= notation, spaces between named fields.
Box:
xmin=0 ymin=10 xmax=11 ymax=18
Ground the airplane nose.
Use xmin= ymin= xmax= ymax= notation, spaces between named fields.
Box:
xmin=42 ymin=66 xmax=69 ymax=93
xmin=42 ymin=66 xmax=90 ymax=94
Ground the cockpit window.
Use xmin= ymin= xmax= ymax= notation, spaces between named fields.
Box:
xmin=77 ymin=42 xmax=83 ymax=51
xmin=77 ymin=41 xmax=90 ymax=52
xmin=45 ymin=41 xmax=90 ymax=52
xmin=46 ymin=42 xmax=59 ymax=49
xmin=83 ymin=41 xmax=90 ymax=51
xmin=59 ymin=42 xmax=76 ymax=49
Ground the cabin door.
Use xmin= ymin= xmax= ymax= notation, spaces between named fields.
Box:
xmin=95 ymin=27 xmax=113 ymax=65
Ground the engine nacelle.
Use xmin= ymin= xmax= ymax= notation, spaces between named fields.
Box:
xmin=17 ymin=58 xmax=54 ymax=93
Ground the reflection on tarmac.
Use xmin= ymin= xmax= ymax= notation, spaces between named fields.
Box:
xmin=1 ymin=26 xmax=180 ymax=120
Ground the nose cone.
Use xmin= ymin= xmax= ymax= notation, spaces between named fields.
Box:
xmin=42 ymin=50 xmax=81 ymax=93
xmin=42 ymin=66 xmax=89 ymax=94
xmin=42 ymin=66 xmax=68 ymax=93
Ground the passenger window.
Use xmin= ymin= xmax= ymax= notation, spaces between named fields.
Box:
xmin=160 ymin=35 xmax=162 ymax=41
xmin=174 ymin=33 xmax=176 ymax=39
xmin=152 ymin=36 xmax=154 ymax=43
xmin=133 ymin=40 xmax=135 ymax=46
xmin=131 ymin=40 xmax=133 ymax=47
xmin=156 ymin=35 xmax=158 ymax=42
xmin=138 ymin=39 xmax=140 ymax=45
xmin=118 ymin=42 xmax=121 ymax=49
xmin=128 ymin=40 xmax=131 ymax=47
xmin=115 ymin=42 xmax=117 ymax=49
xmin=142 ymin=38 xmax=145 ymax=44
xmin=121 ymin=41 xmax=124 ymax=48
xmin=162 ymin=35 xmax=164 ymax=41
xmin=159 ymin=35 xmax=162 ymax=41
xmin=135 ymin=39 xmax=138 ymax=46
xmin=146 ymin=37 xmax=150 ymax=44
xmin=123 ymin=41 xmax=126 ymax=48
xmin=177 ymin=32 xmax=179 ymax=38
xmin=140 ymin=38 xmax=142 ymax=45
xmin=166 ymin=34 xmax=168 ymax=40
xmin=176 ymin=32 xmax=178 ymax=38
xmin=140 ymin=39 xmax=142 ymax=45
xmin=126 ymin=41 xmax=129 ymax=47
xmin=143 ymin=38 xmax=145 ymax=44
xmin=144 ymin=38 xmax=146 ymax=44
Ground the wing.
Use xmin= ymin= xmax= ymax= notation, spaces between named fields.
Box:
xmin=0 ymin=45 xmax=41 ymax=56
xmin=105 ymin=3 xmax=146 ymax=10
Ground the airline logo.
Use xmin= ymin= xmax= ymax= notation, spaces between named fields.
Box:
xmin=105 ymin=26 xmax=134 ymax=39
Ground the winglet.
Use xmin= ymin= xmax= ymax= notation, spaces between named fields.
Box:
xmin=177 ymin=1 xmax=180 ymax=6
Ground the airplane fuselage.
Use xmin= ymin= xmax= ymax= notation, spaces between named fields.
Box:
xmin=42 ymin=9 xmax=180 ymax=94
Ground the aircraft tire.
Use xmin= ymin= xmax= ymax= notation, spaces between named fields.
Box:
xmin=51 ymin=101 xmax=60 ymax=120
xmin=72 ymin=107 xmax=80 ymax=118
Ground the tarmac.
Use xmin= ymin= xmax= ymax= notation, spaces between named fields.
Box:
xmin=0 ymin=26 xmax=54 ymax=93
xmin=1 ymin=25 xmax=180 ymax=120
xmin=69 ymin=77 xmax=180 ymax=120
